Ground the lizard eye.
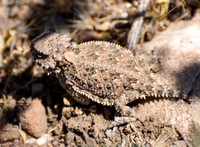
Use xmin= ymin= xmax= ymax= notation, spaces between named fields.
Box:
xmin=33 ymin=50 xmax=49 ymax=59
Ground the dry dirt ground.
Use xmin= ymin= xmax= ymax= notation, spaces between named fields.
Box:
xmin=0 ymin=0 xmax=200 ymax=146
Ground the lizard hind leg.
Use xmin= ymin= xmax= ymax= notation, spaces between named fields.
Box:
xmin=109 ymin=97 xmax=136 ymax=128
xmin=114 ymin=100 xmax=136 ymax=117
xmin=114 ymin=94 xmax=136 ymax=117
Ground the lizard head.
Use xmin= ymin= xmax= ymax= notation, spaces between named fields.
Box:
xmin=30 ymin=32 xmax=73 ymax=71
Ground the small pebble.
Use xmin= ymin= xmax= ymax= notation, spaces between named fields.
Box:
xmin=19 ymin=99 xmax=47 ymax=138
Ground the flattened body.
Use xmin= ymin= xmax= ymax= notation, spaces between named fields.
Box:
xmin=69 ymin=41 xmax=154 ymax=106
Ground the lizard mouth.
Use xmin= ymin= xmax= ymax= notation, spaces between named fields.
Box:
xmin=35 ymin=57 xmax=57 ymax=71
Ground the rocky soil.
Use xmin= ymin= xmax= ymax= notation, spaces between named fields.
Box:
xmin=0 ymin=0 xmax=200 ymax=146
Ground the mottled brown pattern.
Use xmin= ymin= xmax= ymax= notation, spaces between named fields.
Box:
xmin=30 ymin=32 xmax=182 ymax=116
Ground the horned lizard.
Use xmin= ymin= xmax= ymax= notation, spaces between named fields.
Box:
xmin=30 ymin=32 xmax=182 ymax=116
